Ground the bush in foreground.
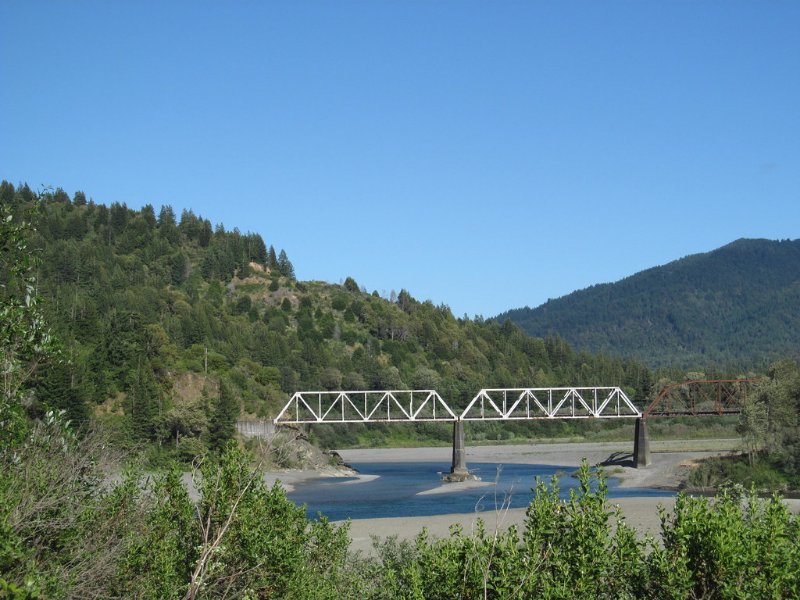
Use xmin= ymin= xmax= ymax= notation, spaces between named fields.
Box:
xmin=364 ymin=463 xmax=799 ymax=600
xmin=2 ymin=427 xmax=798 ymax=598
xmin=0 ymin=418 xmax=350 ymax=599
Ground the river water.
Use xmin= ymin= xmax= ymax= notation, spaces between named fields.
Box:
xmin=287 ymin=461 xmax=673 ymax=521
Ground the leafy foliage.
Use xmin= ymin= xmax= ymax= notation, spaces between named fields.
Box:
xmin=0 ymin=422 xmax=351 ymax=598
xmin=649 ymin=487 xmax=800 ymax=599
xmin=358 ymin=463 xmax=799 ymax=599
xmin=3 ymin=425 xmax=799 ymax=598
xmin=0 ymin=197 xmax=56 ymax=447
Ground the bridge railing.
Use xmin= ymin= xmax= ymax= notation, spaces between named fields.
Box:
xmin=274 ymin=390 xmax=457 ymax=424
xmin=459 ymin=387 xmax=641 ymax=420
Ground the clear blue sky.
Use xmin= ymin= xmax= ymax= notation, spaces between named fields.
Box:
xmin=2 ymin=1 xmax=798 ymax=318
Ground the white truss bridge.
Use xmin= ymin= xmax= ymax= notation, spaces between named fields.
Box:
xmin=274 ymin=390 xmax=457 ymax=424
xmin=461 ymin=387 xmax=640 ymax=420
xmin=274 ymin=387 xmax=640 ymax=424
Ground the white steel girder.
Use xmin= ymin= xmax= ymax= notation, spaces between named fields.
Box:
xmin=459 ymin=387 xmax=641 ymax=421
xmin=273 ymin=390 xmax=457 ymax=424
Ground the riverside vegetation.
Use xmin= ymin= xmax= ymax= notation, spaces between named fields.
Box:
xmin=3 ymin=421 xmax=798 ymax=598
xmin=2 ymin=185 xmax=800 ymax=597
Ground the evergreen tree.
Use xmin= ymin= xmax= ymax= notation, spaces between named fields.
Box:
xmin=158 ymin=205 xmax=179 ymax=244
xmin=198 ymin=219 xmax=212 ymax=247
xmin=35 ymin=359 xmax=90 ymax=426
xmin=126 ymin=363 xmax=161 ymax=441
xmin=248 ymin=234 xmax=268 ymax=264
xmin=141 ymin=204 xmax=157 ymax=228
xmin=343 ymin=277 xmax=359 ymax=293
xmin=207 ymin=380 xmax=239 ymax=451
xmin=267 ymin=245 xmax=278 ymax=270
xmin=53 ymin=187 xmax=70 ymax=204
xmin=109 ymin=202 xmax=129 ymax=236
xmin=170 ymin=252 xmax=189 ymax=285
xmin=0 ymin=180 xmax=15 ymax=205
xmin=277 ymin=249 xmax=295 ymax=279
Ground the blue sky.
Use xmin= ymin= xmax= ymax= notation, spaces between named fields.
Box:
xmin=2 ymin=1 xmax=798 ymax=318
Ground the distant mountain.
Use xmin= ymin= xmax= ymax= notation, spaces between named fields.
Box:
xmin=495 ymin=239 xmax=800 ymax=368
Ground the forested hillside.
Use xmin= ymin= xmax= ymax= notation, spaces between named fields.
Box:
xmin=496 ymin=239 xmax=800 ymax=368
xmin=0 ymin=181 xmax=669 ymax=456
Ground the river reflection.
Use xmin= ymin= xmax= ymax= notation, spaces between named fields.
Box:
xmin=287 ymin=461 xmax=673 ymax=521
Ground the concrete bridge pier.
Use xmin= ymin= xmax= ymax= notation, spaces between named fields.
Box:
xmin=633 ymin=417 xmax=651 ymax=468
xmin=448 ymin=420 xmax=470 ymax=480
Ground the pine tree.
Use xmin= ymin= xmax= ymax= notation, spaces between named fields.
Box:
xmin=158 ymin=205 xmax=180 ymax=244
xmin=207 ymin=380 xmax=239 ymax=452
xmin=109 ymin=202 xmax=129 ymax=236
xmin=198 ymin=219 xmax=212 ymax=247
xmin=170 ymin=252 xmax=189 ymax=285
xmin=248 ymin=234 xmax=268 ymax=264
xmin=141 ymin=204 xmax=157 ymax=228
xmin=36 ymin=359 xmax=90 ymax=426
xmin=267 ymin=245 xmax=278 ymax=270
xmin=127 ymin=363 xmax=161 ymax=441
xmin=277 ymin=249 xmax=295 ymax=279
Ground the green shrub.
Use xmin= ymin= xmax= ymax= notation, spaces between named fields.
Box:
xmin=363 ymin=462 xmax=800 ymax=599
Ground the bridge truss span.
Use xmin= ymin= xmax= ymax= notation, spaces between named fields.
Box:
xmin=460 ymin=387 xmax=641 ymax=421
xmin=643 ymin=378 xmax=760 ymax=418
xmin=274 ymin=390 xmax=457 ymax=424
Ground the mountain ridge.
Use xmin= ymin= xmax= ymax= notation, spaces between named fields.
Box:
xmin=495 ymin=238 xmax=800 ymax=368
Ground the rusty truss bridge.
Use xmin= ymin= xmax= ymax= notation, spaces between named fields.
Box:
xmin=643 ymin=379 xmax=758 ymax=418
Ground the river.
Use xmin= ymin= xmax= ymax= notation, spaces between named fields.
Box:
xmin=287 ymin=460 xmax=673 ymax=521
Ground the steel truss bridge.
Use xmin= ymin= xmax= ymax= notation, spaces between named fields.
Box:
xmin=273 ymin=380 xmax=758 ymax=473
xmin=273 ymin=387 xmax=641 ymax=425
xmin=274 ymin=387 xmax=640 ymax=476
xmin=643 ymin=378 xmax=758 ymax=418
xmin=274 ymin=390 xmax=457 ymax=424
xmin=461 ymin=387 xmax=640 ymax=420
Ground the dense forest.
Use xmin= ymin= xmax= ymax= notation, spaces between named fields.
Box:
xmin=496 ymin=238 xmax=800 ymax=368
xmin=1 ymin=181 xmax=682 ymax=457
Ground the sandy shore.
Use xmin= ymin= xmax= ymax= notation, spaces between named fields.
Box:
xmin=261 ymin=465 xmax=360 ymax=493
xmin=317 ymin=440 xmax=800 ymax=555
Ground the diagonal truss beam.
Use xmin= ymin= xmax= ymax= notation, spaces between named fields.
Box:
xmin=459 ymin=387 xmax=641 ymax=420
xmin=273 ymin=390 xmax=457 ymax=424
